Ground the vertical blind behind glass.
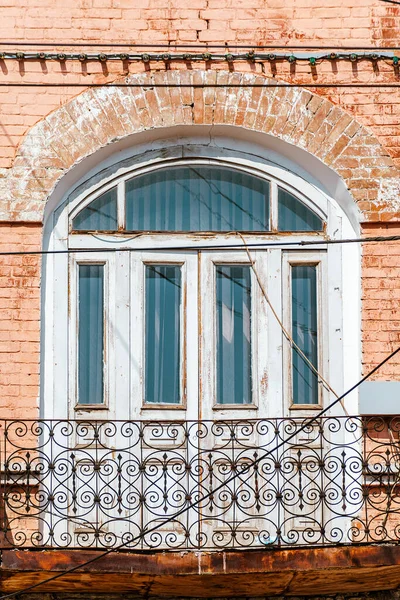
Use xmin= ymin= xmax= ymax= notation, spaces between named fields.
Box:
xmin=78 ymin=264 xmax=104 ymax=405
xmin=291 ymin=265 xmax=319 ymax=405
xmin=145 ymin=265 xmax=182 ymax=404
xmin=73 ymin=188 xmax=118 ymax=231
xmin=278 ymin=188 xmax=323 ymax=232
xmin=126 ymin=166 xmax=270 ymax=232
xmin=216 ymin=266 xmax=252 ymax=404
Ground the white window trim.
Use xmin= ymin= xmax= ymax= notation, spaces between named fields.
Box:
xmin=137 ymin=256 xmax=188 ymax=410
xmin=130 ymin=251 xmax=199 ymax=421
xmin=200 ymin=250 xmax=263 ymax=414
xmin=142 ymin=260 xmax=187 ymax=410
xmin=282 ymin=251 xmax=327 ymax=411
xmin=68 ymin=252 xmax=116 ymax=414
xmin=41 ymin=143 xmax=360 ymax=421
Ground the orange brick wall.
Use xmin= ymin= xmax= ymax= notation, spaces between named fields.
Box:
xmin=0 ymin=1 xmax=399 ymax=415
xmin=0 ymin=224 xmax=41 ymax=420
xmin=1 ymin=0 xmax=398 ymax=46
xmin=362 ymin=223 xmax=400 ymax=378
xmin=0 ymin=1 xmax=399 ymax=168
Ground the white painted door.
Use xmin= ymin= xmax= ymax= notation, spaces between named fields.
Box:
xmin=126 ymin=247 xmax=283 ymax=548
xmin=197 ymin=249 xmax=284 ymax=547
xmin=128 ymin=251 xmax=199 ymax=548
xmin=66 ymin=244 xmax=335 ymax=549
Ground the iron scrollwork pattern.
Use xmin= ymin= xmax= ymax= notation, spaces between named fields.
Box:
xmin=1 ymin=417 xmax=400 ymax=549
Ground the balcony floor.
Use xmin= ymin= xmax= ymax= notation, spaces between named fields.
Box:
xmin=2 ymin=545 xmax=400 ymax=597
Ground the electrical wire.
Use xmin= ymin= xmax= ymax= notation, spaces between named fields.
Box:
xmin=0 ymin=82 xmax=400 ymax=88
xmin=237 ymin=231 xmax=357 ymax=433
xmin=0 ymin=344 xmax=399 ymax=600
xmin=1 ymin=234 xmax=400 ymax=257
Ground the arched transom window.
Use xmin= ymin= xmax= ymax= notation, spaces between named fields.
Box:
xmin=72 ymin=165 xmax=324 ymax=234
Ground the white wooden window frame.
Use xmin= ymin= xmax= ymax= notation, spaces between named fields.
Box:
xmin=68 ymin=157 xmax=327 ymax=235
xmin=132 ymin=255 xmax=185 ymax=410
xmin=129 ymin=251 xmax=199 ymax=421
xmin=282 ymin=251 xmax=328 ymax=411
xmin=68 ymin=252 xmax=116 ymax=413
xmin=42 ymin=146 xmax=359 ymax=421
xmin=200 ymin=251 xmax=263 ymax=413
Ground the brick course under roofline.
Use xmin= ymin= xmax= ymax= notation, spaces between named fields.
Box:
xmin=1 ymin=69 xmax=399 ymax=223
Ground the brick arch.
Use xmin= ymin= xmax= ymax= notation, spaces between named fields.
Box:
xmin=3 ymin=70 xmax=399 ymax=221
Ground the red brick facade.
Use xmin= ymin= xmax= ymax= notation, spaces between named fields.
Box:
xmin=0 ymin=5 xmax=400 ymax=578
xmin=1 ymin=57 xmax=399 ymax=407
xmin=0 ymin=223 xmax=41 ymax=419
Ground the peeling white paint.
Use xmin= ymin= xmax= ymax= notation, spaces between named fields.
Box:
xmin=378 ymin=177 xmax=400 ymax=211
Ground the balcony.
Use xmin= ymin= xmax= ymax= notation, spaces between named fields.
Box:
xmin=1 ymin=416 xmax=400 ymax=596
xmin=1 ymin=415 xmax=400 ymax=550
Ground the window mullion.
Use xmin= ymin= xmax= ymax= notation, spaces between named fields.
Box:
xmin=270 ymin=181 xmax=278 ymax=231
xmin=117 ymin=180 xmax=125 ymax=230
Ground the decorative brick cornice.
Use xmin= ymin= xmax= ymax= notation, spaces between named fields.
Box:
xmin=1 ymin=70 xmax=398 ymax=221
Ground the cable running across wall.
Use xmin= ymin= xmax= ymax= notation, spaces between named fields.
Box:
xmin=1 ymin=234 xmax=400 ymax=257
xmin=2 ymin=82 xmax=400 ymax=88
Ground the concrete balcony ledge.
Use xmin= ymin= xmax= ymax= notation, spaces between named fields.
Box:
xmin=2 ymin=545 xmax=400 ymax=597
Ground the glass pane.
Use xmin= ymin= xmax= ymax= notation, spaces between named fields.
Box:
xmin=126 ymin=166 xmax=270 ymax=232
xmin=78 ymin=264 xmax=104 ymax=405
xmin=278 ymin=188 xmax=323 ymax=232
xmin=216 ymin=266 xmax=252 ymax=404
xmin=292 ymin=265 xmax=318 ymax=405
xmin=145 ymin=265 xmax=182 ymax=404
xmin=73 ymin=188 xmax=118 ymax=231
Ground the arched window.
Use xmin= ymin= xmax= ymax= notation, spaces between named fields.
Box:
xmin=72 ymin=165 xmax=323 ymax=234
xmin=38 ymin=142 xmax=360 ymax=551
xmin=43 ymin=151 xmax=354 ymax=424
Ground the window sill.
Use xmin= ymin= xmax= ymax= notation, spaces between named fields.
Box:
xmin=212 ymin=404 xmax=258 ymax=411
xmin=289 ymin=404 xmax=322 ymax=410
xmin=141 ymin=403 xmax=187 ymax=410
xmin=74 ymin=404 xmax=109 ymax=411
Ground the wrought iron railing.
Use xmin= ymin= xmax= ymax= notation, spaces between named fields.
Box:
xmin=0 ymin=417 xmax=399 ymax=550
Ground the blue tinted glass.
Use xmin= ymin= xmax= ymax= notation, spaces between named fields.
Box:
xmin=278 ymin=188 xmax=323 ymax=232
xmin=216 ymin=266 xmax=252 ymax=404
xmin=145 ymin=265 xmax=181 ymax=404
xmin=126 ymin=166 xmax=270 ymax=232
xmin=73 ymin=188 xmax=118 ymax=231
xmin=78 ymin=264 xmax=104 ymax=405
xmin=292 ymin=265 xmax=318 ymax=405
